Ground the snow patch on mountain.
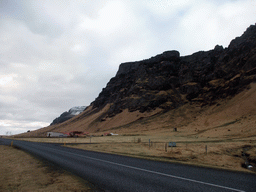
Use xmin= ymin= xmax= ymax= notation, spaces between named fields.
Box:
xmin=50 ymin=106 xmax=87 ymax=125
xmin=69 ymin=106 xmax=87 ymax=115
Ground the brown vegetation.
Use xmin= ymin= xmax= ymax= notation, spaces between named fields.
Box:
xmin=0 ymin=145 xmax=98 ymax=192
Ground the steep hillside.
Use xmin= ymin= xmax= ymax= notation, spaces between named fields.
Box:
xmin=18 ymin=24 xmax=256 ymax=137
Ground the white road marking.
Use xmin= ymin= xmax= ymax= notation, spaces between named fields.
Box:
xmin=45 ymin=146 xmax=245 ymax=192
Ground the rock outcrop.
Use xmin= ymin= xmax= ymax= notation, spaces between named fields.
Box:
xmin=92 ymin=24 xmax=256 ymax=118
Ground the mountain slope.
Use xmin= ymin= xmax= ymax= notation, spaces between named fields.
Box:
xmin=19 ymin=24 xmax=256 ymax=137
xmin=50 ymin=106 xmax=87 ymax=126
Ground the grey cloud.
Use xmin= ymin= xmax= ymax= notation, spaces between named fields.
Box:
xmin=1 ymin=0 xmax=65 ymax=38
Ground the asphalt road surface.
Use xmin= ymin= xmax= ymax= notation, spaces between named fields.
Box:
xmin=1 ymin=138 xmax=255 ymax=192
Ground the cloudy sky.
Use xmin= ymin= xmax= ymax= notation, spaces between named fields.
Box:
xmin=0 ymin=0 xmax=255 ymax=135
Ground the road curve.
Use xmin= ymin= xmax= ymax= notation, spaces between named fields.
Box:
xmin=1 ymin=138 xmax=255 ymax=192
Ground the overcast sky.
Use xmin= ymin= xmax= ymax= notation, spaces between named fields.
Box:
xmin=0 ymin=0 xmax=255 ymax=135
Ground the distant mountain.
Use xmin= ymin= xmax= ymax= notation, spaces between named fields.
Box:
xmin=50 ymin=106 xmax=87 ymax=125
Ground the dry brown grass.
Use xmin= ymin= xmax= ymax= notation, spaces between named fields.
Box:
xmin=0 ymin=145 xmax=97 ymax=192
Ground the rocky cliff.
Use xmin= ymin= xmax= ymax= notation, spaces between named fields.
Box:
xmin=91 ymin=25 xmax=256 ymax=119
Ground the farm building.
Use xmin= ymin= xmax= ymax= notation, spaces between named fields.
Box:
xmin=47 ymin=132 xmax=68 ymax=137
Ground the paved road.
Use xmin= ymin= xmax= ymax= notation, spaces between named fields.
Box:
xmin=1 ymin=138 xmax=255 ymax=192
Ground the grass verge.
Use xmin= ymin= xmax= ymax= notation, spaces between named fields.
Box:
xmin=0 ymin=145 xmax=100 ymax=192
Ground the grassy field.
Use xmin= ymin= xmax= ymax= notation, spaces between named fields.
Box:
xmin=13 ymin=134 xmax=256 ymax=173
xmin=0 ymin=145 xmax=100 ymax=192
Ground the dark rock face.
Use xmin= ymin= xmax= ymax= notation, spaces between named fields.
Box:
xmin=50 ymin=106 xmax=86 ymax=125
xmin=92 ymin=24 xmax=256 ymax=117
